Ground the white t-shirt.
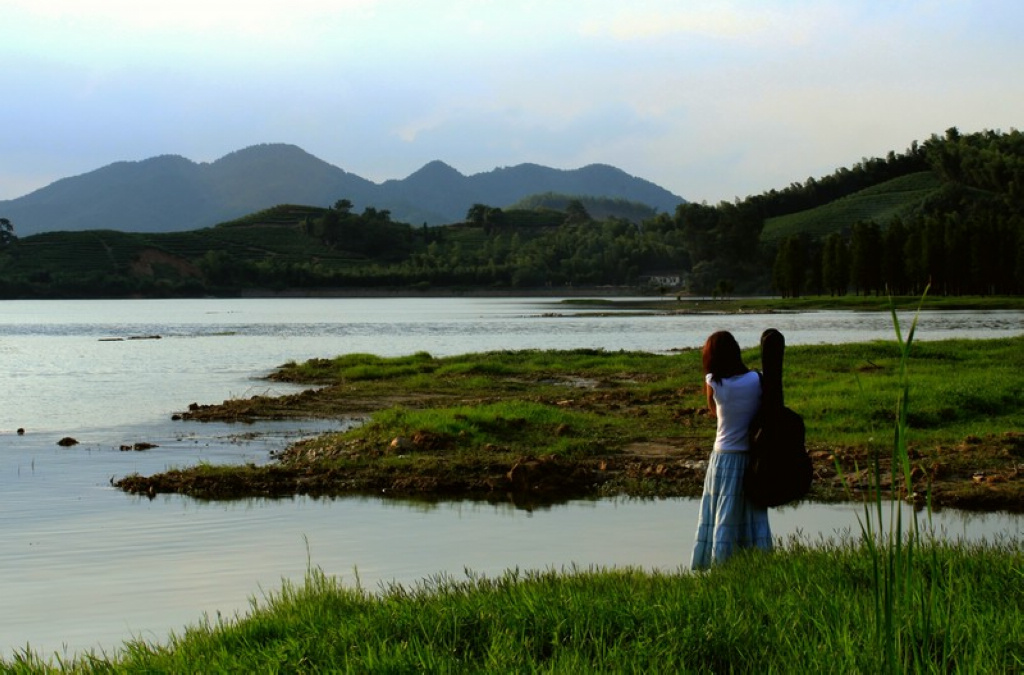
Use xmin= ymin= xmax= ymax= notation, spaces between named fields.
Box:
xmin=706 ymin=370 xmax=762 ymax=452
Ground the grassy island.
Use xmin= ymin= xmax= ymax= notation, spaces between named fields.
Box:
xmin=558 ymin=293 xmax=1024 ymax=313
xmin=115 ymin=335 xmax=1024 ymax=512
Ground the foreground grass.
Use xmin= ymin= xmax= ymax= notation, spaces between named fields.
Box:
xmin=6 ymin=537 xmax=1022 ymax=673
xmin=118 ymin=337 xmax=1024 ymax=509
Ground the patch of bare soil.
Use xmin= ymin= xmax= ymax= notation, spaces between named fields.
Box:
xmin=609 ymin=432 xmax=1024 ymax=511
xmin=121 ymin=381 xmax=1024 ymax=512
xmin=113 ymin=433 xmax=1024 ymax=511
xmin=172 ymin=388 xmax=448 ymax=422
xmin=817 ymin=432 xmax=1024 ymax=512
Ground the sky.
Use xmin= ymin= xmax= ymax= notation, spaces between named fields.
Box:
xmin=1 ymin=0 xmax=1021 ymax=205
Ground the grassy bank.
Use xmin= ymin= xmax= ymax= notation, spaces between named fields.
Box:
xmin=115 ymin=336 xmax=1024 ymax=511
xmin=7 ymin=538 xmax=1022 ymax=672
xmin=561 ymin=294 xmax=1024 ymax=313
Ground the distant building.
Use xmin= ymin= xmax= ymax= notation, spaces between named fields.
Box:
xmin=640 ymin=272 xmax=684 ymax=288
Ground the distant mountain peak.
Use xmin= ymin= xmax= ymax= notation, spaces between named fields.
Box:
xmin=578 ymin=162 xmax=628 ymax=173
xmin=405 ymin=160 xmax=464 ymax=180
xmin=114 ymin=154 xmax=195 ymax=168
xmin=211 ymin=143 xmax=323 ymax=166
xmin=0 ymin=147 xmax=685 ymax=235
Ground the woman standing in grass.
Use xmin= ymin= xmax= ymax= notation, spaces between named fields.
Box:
xmin=691 ymin=331 xmax=772 ymax=569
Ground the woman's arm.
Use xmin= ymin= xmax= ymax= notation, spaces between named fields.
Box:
xmin=705 ymin=382 xmax=717 ymax=418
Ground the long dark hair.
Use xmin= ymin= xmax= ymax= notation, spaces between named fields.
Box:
xmin=702 ymin=331 xmax=749 ymax=384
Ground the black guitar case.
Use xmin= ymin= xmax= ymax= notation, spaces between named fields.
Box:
xmin=743 ymin=328 xmax=813 ymax=508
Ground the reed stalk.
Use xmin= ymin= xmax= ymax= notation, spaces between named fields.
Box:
xmin=849 ymin=286 xmax=959 ymax=671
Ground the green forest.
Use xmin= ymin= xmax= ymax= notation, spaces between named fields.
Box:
xmin=1 ymin=128 xmax=1022 ymax=298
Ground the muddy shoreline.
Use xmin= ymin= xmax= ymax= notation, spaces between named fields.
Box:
xmin=114 ymin=344 xmax=1024 ymax=512
xmin=116 ymin=384 xmax=1024 ymax=513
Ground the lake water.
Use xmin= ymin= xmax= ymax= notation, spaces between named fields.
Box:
xmin=2 ymin=298 xmax=1023 ymax=659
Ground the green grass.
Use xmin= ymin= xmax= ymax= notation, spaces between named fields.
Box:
xmin=792 ymin=337 xmax=1024 ymax=444
xmin=277 ymin=348 xmax=675 ymax=390
xmin=279 ymin=338 xmax=1024 ymax=450
xmin=355 ymin=400 xmax=613 ymax=457
xmin=7 ymin=540 xmax=1022 ymax=672
xmin=761 ymin=171 xmax=943 ymax=242
xmin=142 ymin=336 xmax=1024 ymax=507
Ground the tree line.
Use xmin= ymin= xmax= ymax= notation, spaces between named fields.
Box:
xmin=769 ymin=129 xmax=1024 ymax=296
xmin=0 ymin=218 xmax=14 ymax=248
xmin=2 ymin=128 xmax=1022 ymax=297
xmin=181 ymin=198 xmax=685 ymax=292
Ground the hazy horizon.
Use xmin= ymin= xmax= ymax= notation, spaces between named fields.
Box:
xmin=2 ymin=1 xmax=1021 ymax=204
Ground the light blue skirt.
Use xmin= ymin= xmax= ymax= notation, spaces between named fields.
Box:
xmin=690 ymin=451 xmax=773 ymax=570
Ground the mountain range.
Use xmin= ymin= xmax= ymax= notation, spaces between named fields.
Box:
xmin=1 ymin=144 xmax=685 ymax=236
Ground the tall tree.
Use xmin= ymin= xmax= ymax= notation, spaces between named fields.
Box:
xmin=821 ymin=232 xmax=849 ymax=296
xmin=849 ymin=221 xmax=883 ymax=295
xmin=901 ymin=221 xmax=926 ymax=294
xmin=881 ymin=218 xmax=908 ymax=294
xmin=564 ymin=199 xmax=592 ymax=225
xmin=0 ymin=217 xmax=14 ymax=248
xmin=922 ymin=216 xmax=947 ymax=294
xmin=321 ymin=209 xmax=342 ymax=246
xmin=674 ymin=203 xmax=719 ymax=265
xmin=772 ymin=235 xmax=806 ymax=297
xmin=466 ymin=203 xmax=490 ymax=226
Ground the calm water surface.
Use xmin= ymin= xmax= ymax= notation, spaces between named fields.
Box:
xmin=2 ymin=298 xmax=1022 ymax=659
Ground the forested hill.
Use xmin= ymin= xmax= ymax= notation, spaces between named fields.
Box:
xmin=1 ymin=128 xmax=1021 ymax=299
xmin=0 ymin=145 xmax=684 ymax=236
xmin=698 ymin=127 xmax=1024 ymax=297
xmin=507 ymin=193 xmax=659 ymax=223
